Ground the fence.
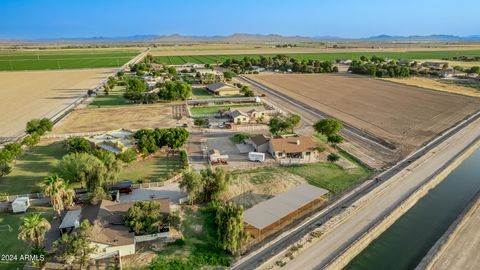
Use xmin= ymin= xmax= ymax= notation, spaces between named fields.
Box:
xmin=134 ymin=232 xmax=170 ymax=243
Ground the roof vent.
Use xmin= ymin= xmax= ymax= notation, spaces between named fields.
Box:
xmin=296 ymin=140 xmax=300 ymax=145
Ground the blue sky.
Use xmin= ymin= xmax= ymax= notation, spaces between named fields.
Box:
xmin=1 ymin=0 xmax=479 ymax=39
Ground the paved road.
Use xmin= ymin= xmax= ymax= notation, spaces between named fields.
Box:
xmin=283 ymin=117 xmax=480 ymax=269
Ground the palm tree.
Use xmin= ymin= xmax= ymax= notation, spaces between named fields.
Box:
xmin=18 ymin=213 xmax=51 ymax=248
xmin=43 ymin=175 xmax=74 ymax=215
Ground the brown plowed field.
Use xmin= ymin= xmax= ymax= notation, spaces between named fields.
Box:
xmin=245 ymin=74 xmax=480 ymax=152
xmin=0 ymin=69 xmax=114 ymax=138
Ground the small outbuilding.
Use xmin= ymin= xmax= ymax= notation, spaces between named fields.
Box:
xmin=250 ymin=135 xmax=270 ymax=153
xmin=12 ymin=197 xmax=30 ymax=213
xmin=205 ymin=82 xmax=241 ymax=96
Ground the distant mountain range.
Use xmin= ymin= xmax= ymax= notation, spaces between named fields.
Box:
xmin=3 ymin=33 xmax=480 ymax=43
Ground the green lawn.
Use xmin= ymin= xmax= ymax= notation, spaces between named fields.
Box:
xmin=192 ymin=88 xmax=215 ymax=99
xmin=154 ymin=50 xmax=480 ymax=65
xmin=189 ymin=104 xmax=258 ymax=115
xmin=147 ymin=207 xmax=231 ymax=269
xmin=0 ymin=141 xmax=66 ymax=195
xmin=119 ymin=155 xmax=182 ymax=183
xmin=0 ymin=49 xmax=140 ymax=71
xmin=87 ymin=86 xmax=129 ymax=108
xmin=285 ymin=160 xmax=371 ymax=194
xmin=0 ymin=207 xmax=54 ymax=269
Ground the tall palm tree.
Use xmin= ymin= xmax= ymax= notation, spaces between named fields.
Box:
xmin=18 ymin=213 xmax=51 ymax=248
xmin=43 ymin=175 xmax=74 ymax=215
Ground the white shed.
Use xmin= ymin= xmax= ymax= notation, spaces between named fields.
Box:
xmin=12 ymin=197 xmax=30 ymax=213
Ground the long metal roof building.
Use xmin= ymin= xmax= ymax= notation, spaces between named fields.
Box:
xmin=244 ymin=183 xmax=328 ymax=230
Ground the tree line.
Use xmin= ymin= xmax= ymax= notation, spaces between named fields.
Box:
xmin=221 ymin=55 xmax=339 ymax=74
xmin=349 ymin=56 xmax=410 ymax=78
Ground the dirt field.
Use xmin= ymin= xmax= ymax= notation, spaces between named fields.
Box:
xmin=245 ymin=73 xmax=480 ymax=153
xmin=0 ymin=68 xmax=114 ymax=138
xmin=382 ymin=77 xmax=480 ymax=97
xmin=52 ymin=103 xmax=180 ymax=134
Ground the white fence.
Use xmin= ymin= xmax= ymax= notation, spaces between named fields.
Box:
xmin=134 ymin=232 xmax=170 ymax=243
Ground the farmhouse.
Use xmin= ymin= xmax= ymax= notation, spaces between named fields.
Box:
xmin=244 ymin=183 xmax=328 ymax=241
xmin=250 ymin=134 xmax=270 ymax=153
xmin=423 ymin=61 xmax=449 ymax=70
xmin=86 ymin=129 xmax=135 ymax=154
xmin=228 ymin=110 xmax=250 ymax=124
xmin=205 ymin=82 xmax=241 ymax=96
xmin=269 ymin=135 xmax=318 ymax=163
xmin=57 ymin=198 xmax=170 ymax=260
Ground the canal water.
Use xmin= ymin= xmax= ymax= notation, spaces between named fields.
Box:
xmin=345 ymin=147 xmax=480 ymax=270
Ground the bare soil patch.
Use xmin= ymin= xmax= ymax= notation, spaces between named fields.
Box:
xmin=0 ymin=68 xmax=114 ymax=138
xmin=246 ymin=73 xmax=480 ymax=153
xmin=52 ymin=103 xmax=179 ymax=134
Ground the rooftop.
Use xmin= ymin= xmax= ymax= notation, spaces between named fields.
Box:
xmin=270 ymin=135 xmax=317 ymax=153
xmin=244 ymin=183 xmax=328 ymax=230
xmin=251 ymin=134 xmax=269 ymax=146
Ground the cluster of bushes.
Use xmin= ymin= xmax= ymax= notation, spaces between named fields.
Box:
xmin=1 ymin=118 xmax=52 ymax=178
xmin=221 ymin=55 xmax=338 ymax=74
xmin=130 ymin=62 xmax=151 ymax=76
xmin=443 ymin=56 xmax=480 ymax=62
xmin=268 ymin=113 xmax=301 ymax=135
xmin=62 ymin=136 xmax=136 ymax=163
xmin=158 ymin=81 xmax=192 ymax=101
xmin=453 ymin=65 xmax=480 ymax=74
xmin=349 ymin=56 xmax=410 ymax=78
xmin=134 ymin=128 xmax=189 ymax=156
xmin=179 ymin=150 xmax=189 ymax=169
xmin=124 ymin=200 xmax=180 ymax=235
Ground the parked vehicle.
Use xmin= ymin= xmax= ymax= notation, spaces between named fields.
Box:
xmin=108 ymin=181 xmax=133 ymax=194
xmin=248 ymin=152 xmax=265 ymax=162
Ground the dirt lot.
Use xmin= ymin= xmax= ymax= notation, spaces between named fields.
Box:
xmin=382 ymin=77 xmax=480 ymax=97
xmin=0 ymin=68 xmax=114 ymax=138
xmin=52 ymin=103 xmax=180 ymax=134
xmin=245 ymin=73 xmax=480 ymax=154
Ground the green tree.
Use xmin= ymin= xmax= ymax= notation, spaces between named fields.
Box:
xmin=285 ymin=113 xmax=301 ymax=133
xmin=179 ymin=170 xmax=203 ymax=204
xmin=313 ymin=118 xmax=343 ymax=137
xmin=63 ymin=137 xmax=92 ymax=153
xmin=18 ymin=213 xmax=51 ymax=249
xmin=43 ymin=175 xmax=74 ymax=215
xmin=124 ymin=201 xmax=169 ymax=235
xmin=215 ymin=202 xmax=248 ymax=255
xmin=124 ymin=77 xmax=147 ymax=101
xmin=53 ymin=220 xmax=96 ymax=267
xmin=268 ymin=116 xmax=289 ymax=135
xmin=117 ymin=148 xmax=137 ymax=163
xmin=201 ymin=168 xmax=231 ymax=202
xmin=223 ymin=70 xmax=237 ymax=80
xmin=0 ymin=160 xmax=12 ymax=178
xmin=3 ymin=142 xmax=23 ymax=160
xmin=92 ymin=149 xmax=121 ymax=185
xmin=26 ymin=118 xmax=52 ymax=135
xmin=22 ymin=133 xmax=40 ymax=147
xmin=327 ymin=153 xmax=340 ymax=163
xmin=240 ymin=85 xmax=254 ymax=97
xmin=327 ymin=134 xmax=344 ymax=147
xmin=88 ymin=186 xmax=110 ymax=205
xmin=55 ymin=152 xmax=107 ymax=191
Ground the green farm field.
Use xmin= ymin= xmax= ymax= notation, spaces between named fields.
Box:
xmin=0 ymin=49 xmax=140 ymax=71
xmin=154 ymin=50 xmax=480 ymax=65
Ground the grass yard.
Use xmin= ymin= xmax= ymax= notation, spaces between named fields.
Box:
xmin=189 ymin=103 xmax=259 ymax=115
xmin=0 ymin=141 xmax=66 ymax=195
xmin=119 ymin=155 xmax=182 ymax=183
xmin=87 ymin=86 xmax=129 ymax=108
xmin=285 ymin=160 xmax=371 ymax=194
xmin=192 ymin=87 xmax=214 ymax=99
xmin=0 ymin=49 xmax=140 ymax=71
xmin=154 ymin=50 xmax=480 ymax=65
xmin=0 ymin=207 xmax=54 ymax=269
xmin=148 ymin=207 xmax=231 ymax=269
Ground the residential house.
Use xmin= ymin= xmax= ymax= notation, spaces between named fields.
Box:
xmin=58 ymin=198 xmax=170 ymax=260
xmin=250 ymin=135 xmax=270 ymax=153
xmin=86 ymin=129 xmax=135 ymax=154
xmin=228 ymin=110 xmax=250 ymax=124
xmin=423 ymin=62 xmax=449 ymax=70
xmin=269 ymin=135 xmax=318 ymax=162
xmin=205 ymin=82 xmax=241 ymax=96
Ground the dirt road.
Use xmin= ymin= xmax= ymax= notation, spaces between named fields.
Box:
xmin=281 ymin=115 xmax=480 ymax=270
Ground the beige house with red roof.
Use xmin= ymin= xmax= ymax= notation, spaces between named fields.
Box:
xmin=268 ymin=135 xmax=318 ymax=162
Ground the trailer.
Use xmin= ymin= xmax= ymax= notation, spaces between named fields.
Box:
xmin=248 ymin=152 xmax=265 ymax=162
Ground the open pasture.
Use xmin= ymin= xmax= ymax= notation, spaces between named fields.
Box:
xmin=153 ymin=50 xmax=480 ymax=65
xmin=245 ymin=73 xmax=480 ymax=153
xmin=0 ymin=49 xmax=139 ymax=71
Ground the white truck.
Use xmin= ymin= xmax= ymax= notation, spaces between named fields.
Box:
xmin=248 ymin=152 xmax=265 ymax=162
